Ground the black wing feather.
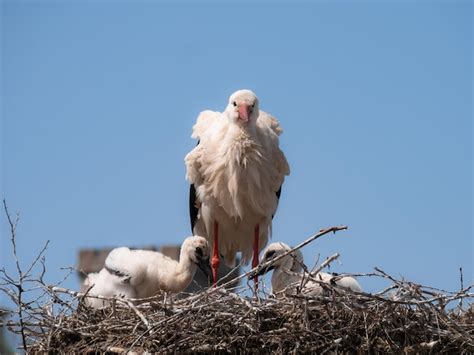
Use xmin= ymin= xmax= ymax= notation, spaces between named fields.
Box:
xmin=272 ymin=185 xmax=283 ymax=220
xmin=276 ymin=185 xmax=282 ymax=200
xmin=189 ymin=183 xmax=199 ymax=232
xmin=189 ymin=140 xmax=200 ymax=232
xmin=105 ymin=265 xmax=131 ymax=283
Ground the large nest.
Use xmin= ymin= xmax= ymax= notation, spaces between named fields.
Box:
xmin=3 ymin=266 xmax=473 ymax=353
xmin=1 ymin=215 xmax=473 ymax=353
xmin=30 ymin=282 xmax=473 ymax=353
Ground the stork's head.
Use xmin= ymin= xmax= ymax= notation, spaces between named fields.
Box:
xmin=225 ymin=89 xmax=259 ymax=125
xmin=182 ymin=236 xmax=211 ymax=276
xmin=256 ymin=242 xmax=304 ymax=276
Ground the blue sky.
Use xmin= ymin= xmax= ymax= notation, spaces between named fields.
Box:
xmin=1 ymin=1 xmax=472 ymax=303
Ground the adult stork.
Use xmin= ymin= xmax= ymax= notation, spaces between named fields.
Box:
xmin=185 ymin=89 xmax=290 ymax=285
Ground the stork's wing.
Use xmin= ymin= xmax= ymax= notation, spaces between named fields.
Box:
xmin=105 ymin=247 xmax=147 ymax=286
xmin=188 ymin=135 xmax=203 ymax=232
xmin=186 ymin=110 xmax=224 ymax=231
xmin=185 ymin=143 xmax=203 ymax=232
xmin=272 ymin=185 xmax=282 ymax=220
xmin=257 ymin=111 xmax=290 ymax=219
xmin=189 ymin=182 xmax=199 ymax=231
xmin=257 ymin=110 xmax=284 ymax=136
xmin=191 ymin=110 xmax=224 ymax=141
xmin=272 ymin=148 xmax=290 ymax=219
xmin=256 ymin=111 xmax=290 ymax=178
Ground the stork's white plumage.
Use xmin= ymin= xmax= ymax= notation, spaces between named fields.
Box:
xmin=185 ymin=90 xmax=290 ymax=285
xmin=83 ymin=236 xmax=210 ymax=308
xmin=258 ymin=242 xmax=362 ymax=295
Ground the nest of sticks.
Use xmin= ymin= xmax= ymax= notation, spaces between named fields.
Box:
xmin=1 ymin=215 xmax=473 ymax=353
xmin=32 ymin=283 xmax=474 ymax=353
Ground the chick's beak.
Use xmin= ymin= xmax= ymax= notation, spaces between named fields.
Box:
xmin=238 ymin=104 xmax=250 ymax=122
xmin=197 ymin=257 xmax=211 ymax=278
xmin=255 ymin=264 xmax=275 ymax=277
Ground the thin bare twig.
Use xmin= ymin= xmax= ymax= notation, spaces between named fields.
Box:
xmin=3 ymin=199 xmax=28 ymax=352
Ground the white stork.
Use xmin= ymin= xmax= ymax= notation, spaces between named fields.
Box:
xmin=185 ymin=89 xmax=290 ymax=285
xmin=257 ymin=242 xmax=362 ymax=295
xmin=83 ymin=236 xmax=210 ymax=308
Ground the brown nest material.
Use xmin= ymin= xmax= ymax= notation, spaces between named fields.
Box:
xmin=1 ymin=216 xmax=472 ymax=353
xmin=1 ymin=267 xmax=472 ymax=354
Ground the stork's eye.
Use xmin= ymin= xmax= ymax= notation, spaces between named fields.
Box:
xmin=252 ymin=104 xmax=255 ymax=108
xmin=195 ymin=247 xmax=203 ymax=257
xmin=264 ymin=250 xmax=276 ymax=260
xmin=233 ymin=101 xmax=237 ymax=107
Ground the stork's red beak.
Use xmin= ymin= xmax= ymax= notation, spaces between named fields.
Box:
xmin=238 ymin=104 xmax=250 ymax=122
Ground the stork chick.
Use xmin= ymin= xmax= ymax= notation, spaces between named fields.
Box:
xmin=84 ymin=236 xmax=210 ymax=308
xmin=257 ymin=242 xmax=362 ymax=295
xmin=185 ymin=90 xmax=290 ymax=286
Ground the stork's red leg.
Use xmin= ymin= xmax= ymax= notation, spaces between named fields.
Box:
xmin=211 ymin=221 xmax=219 ymax=287
xmin=253 ymin=224 xmax=260 ymax=290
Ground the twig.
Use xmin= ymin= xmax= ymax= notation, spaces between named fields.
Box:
xmin=301 ymin=253 xmax=340 ymax=290
xmin=311 ymin=253 xmax=340 ymax=276
xmin=3 ymin=199 xmax=28 ymax=352
xmin=118 ymin=299 xmax=152 ymax=333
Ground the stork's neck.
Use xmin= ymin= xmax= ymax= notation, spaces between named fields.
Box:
xmin=222 ymin=122 xmax=261 ymax=161
xmin=170 ymin=252 xmax=196 ymax=293
xmin=227 ymin=119 xmax=257 ymax=138
xmin=272 ymin=260 xmax=300 ymax=293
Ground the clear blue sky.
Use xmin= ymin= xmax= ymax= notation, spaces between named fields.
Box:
xmin=1 ymin=1 xmax=472 ymax=303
